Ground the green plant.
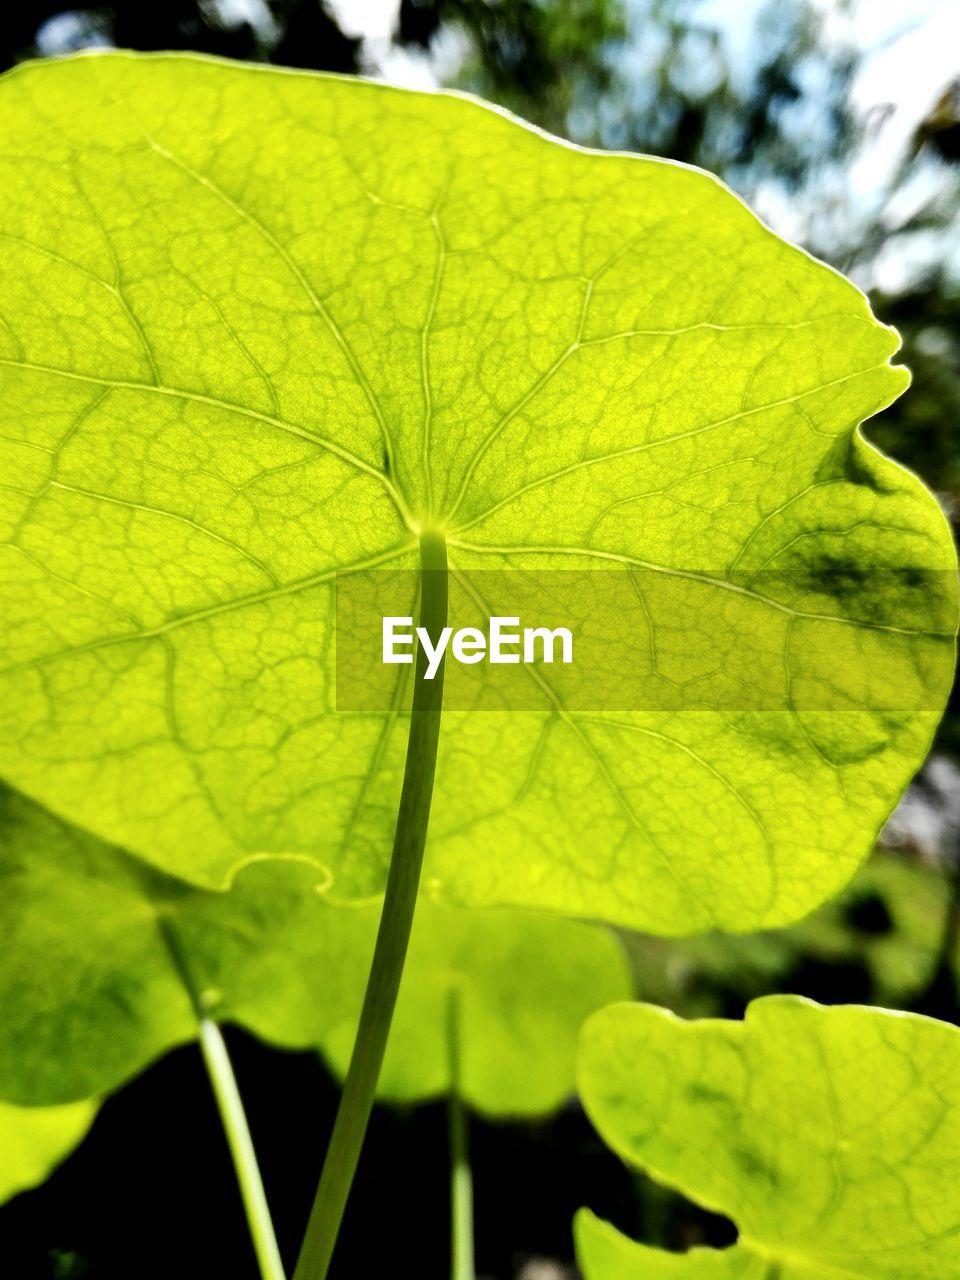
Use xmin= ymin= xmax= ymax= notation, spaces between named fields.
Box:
xmin=0 ymin=50 xmax=956 ymax=1280
xmin=0 ymin=779 xmax=629 ymax=1277
xmin=0 ymin=782 xmax=629 ymax=1113
xmin=576 ymin=997 xmax=960 ymax=1278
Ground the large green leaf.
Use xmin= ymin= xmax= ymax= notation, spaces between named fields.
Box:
xmin=0 ymin=53 xmax=954 ymax=932
xmin=0 ymin=783 xmax=628 ymax=1113
xmin=0 ymin=1098 xmax=95 ymax=1206
xmin=577 ymin=997 xmax=960 ymax=1279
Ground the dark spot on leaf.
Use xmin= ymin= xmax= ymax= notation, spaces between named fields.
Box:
xmin=801 ymin=555 xmax=870 ymax=595
xmin=731 ymin=1145 xmax=779 ymax=1187
xmin=684 ymin=1082 xmax=730 ymax=1105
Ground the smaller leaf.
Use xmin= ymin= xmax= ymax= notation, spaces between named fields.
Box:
xmin=576 ymin=1211 xmax=759 ymax=1278
xmin=0 ymin=1098 xmax=95 ymax=1206
xmin=323 ymin=905 xmax=631 ymax=1114
xmin=0 ymin=783 xmax=629 ymax=1116
xmin=577 ymin=997 xmax=960 ymax=1279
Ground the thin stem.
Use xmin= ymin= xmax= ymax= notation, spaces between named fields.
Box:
xmin=199 ymin=1019 xmax=288 ymax=1280
xmin=447 ymin=989 xmax=475 ymax=1280
xmin=293 ymin=527 xmax=449 ymax=1280
xmin=153 ymin=913 xmax=286 ymax=1280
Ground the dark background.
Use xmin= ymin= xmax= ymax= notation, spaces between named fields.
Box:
xmin=1 ymin=3 xmax=959 ymax=1277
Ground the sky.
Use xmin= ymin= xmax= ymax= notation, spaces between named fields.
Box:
xmin=843 ymin=1 xmax=960 ymax=288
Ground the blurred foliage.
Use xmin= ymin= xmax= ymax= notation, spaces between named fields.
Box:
xmin=628 ymin=848 xmax=960 ymax=1023
xmin=0 ymin=2 xmax=360 ymax=72
xmin=871 ymin=285 xmax=960 ymax=507
xmin=399 ymin=0 xmax=624 ymax=136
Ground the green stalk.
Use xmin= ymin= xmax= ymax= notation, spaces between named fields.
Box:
xmin=293 ymin=527 xmax=449 ymax=1280
xmin=447 ymin=989 xmax=476 ymax=1280
xmin=199 ymin=1018 xmax=288 ymax=1280
xmin=154 ymin=914 xmax=286 ymax=1280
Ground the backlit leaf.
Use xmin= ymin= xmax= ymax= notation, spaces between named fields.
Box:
xmin=0 ymin=783 xmax=627 ymax=1114
xmin=577 ymin=997 xmax=960 ymax=1278
xmin=0 ymin=53 xmax=954 ymax=932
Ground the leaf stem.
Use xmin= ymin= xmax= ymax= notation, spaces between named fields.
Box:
xmin=447 ymin=989 xmax=476 ymax=1280
xmin=154 ymin=913 xmax=286 ymax=1280
xmin=199 ymin=1018 xmax=287 ymax=1280
xmin=293 ymin=527 xmax=449 ymax=1280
